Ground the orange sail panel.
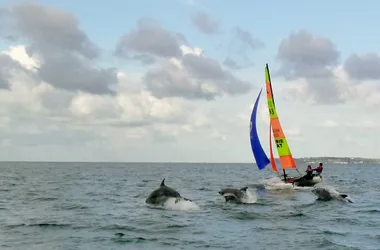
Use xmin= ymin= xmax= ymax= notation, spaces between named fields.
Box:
xmin=269 ymin=123 xmax=278 ymax=173
xmin=265 ymin=64 xmax=296 ymax=170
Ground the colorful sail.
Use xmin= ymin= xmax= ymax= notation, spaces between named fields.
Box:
xmin=250 ymin=88 xmax=270 ymax=170
xmin=269 ymin=123 xmax=278 ymax=173
xmin=265 ymin=64 xmax=296 ymax=170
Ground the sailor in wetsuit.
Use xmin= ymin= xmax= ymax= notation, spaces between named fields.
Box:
xmin=313 ymin=163 xmax=323 ymax=176
xmin=305 ymin=164 xmax=314 ymax=180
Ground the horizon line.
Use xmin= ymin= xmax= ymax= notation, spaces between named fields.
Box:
xmin=0 ymin=156 xmax=378 ymax=164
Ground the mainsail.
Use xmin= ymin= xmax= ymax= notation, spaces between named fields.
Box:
xmin=265 ymin=64 xmax=297 ymax=171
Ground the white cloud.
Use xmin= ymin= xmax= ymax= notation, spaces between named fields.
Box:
xmin=2 ymin=45 xmax=41 ymax=71
xmin=344 ymin=120 xmax=378 ymax=129
xmin=321 ymin=120 xmax=338 ymax=128
xmin=1 ymin=5 xmax=380 ymax=162
xmin=0 ymin=43 xmax=219 ymax=161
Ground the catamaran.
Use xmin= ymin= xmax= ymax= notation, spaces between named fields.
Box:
xmin=249 ymin=64 xmax=322 ymax=187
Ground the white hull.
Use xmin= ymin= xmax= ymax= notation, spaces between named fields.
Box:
xmin=311 ymin=176 xmax=322 ymax=183
xmin=293 ymin=175 xmax=322 ymax=187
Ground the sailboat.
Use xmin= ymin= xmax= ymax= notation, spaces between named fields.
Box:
xmin=249 ymin=63 xmax=322 ymax=187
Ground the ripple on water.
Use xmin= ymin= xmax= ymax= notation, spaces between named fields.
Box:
xmin=0 ymin=162 xmax=379 ymax=250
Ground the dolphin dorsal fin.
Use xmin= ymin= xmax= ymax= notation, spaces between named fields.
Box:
xmin=240 ymin=187 xmax=248 ymax=192
xmin=160 ymin=178 xmax=166 ymax=187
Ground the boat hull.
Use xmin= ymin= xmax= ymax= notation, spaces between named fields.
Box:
xmin=292 ymin=176 xmax=322 ymax=187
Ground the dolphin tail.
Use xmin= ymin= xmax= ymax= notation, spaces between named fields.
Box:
xmin=160 ymin=178 xmax=166 ymax=187
xmin=240 ymin=187 xmax=248 ymax=192
xmin=339 ymin=194 xmax=353 ymax=203
xmin=339 ymin=194 xmax=348 ymax=199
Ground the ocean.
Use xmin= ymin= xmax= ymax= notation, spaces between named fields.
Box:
xmin=0 ymin=161 xmax=379 ymax=250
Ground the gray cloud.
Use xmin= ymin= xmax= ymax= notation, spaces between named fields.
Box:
xmin=220 ymin=28 xmax=263 ymax=70
xmin=1 ymin=2 xmax=117 ymax=95
xmin=223 ymin=57 xmax=241 ymax=70
xmin=0 ymin=54 xmax=21 ymax=89
xmin=175 ymin=33 xmax=188 ymax=45
xmin=114 ymin=18 xmax=252 ymax=100
xmin=277 ymin=30 xmax=339 ymax=79
xmin=115 ymin=18 xmax=183 ymax=59
xmin=131 ymin=54 xmax=156 ymax=65
xmin=11 ymin=3 xmax=98 ymax=59
xmin=233 ymin=27 xmax=264 ymax=51
xmin=182 ymin=54 xmax=227 ymax=80
xmin=37 ymin=53 xmax=117 ymax=95
xmin=344 ymin=53 xmax=380 ymax=80
xmin=223 ymin=57 xmax=253 ymax=70
xmin=0 ymin=7 xmax=7 ymax=18
xmin=143 ymin=55 xmax=252 ymax=100
xmin=276 ymin=30 xmax=343 ymax=104
xmin=143 ymin=62 xmax=217 ymax=100
xmin=191 ymin=10 xmax=219 ymax=35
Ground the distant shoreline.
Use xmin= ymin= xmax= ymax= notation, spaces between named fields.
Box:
xmin=0 ymin=157 xmax=378 ymax=164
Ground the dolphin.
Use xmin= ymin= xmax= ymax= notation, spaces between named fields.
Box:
xmin=218 ymin=187 xmax=249 ymax=203
xmin=312 ymin=187 xmax=353 ymax=203
xmin=145 ymin=178 xmax=192 ymax=206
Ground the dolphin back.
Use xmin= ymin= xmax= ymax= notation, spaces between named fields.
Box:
xmin=145 ymin=179 xmax=183 ymax=205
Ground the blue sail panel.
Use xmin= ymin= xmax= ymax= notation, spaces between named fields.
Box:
xmin=250 ymin=88 xmax=270 ymax=170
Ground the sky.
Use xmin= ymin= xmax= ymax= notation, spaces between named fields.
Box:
xmin=0 ymin=0 xmax=379 ymax=162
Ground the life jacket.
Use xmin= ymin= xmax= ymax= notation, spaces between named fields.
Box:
xmin=316 ymin=165 xmax=323 ymax=173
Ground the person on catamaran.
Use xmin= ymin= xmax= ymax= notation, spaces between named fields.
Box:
xmin=305 ymin=164 xmax=314 ymax=180
xmin=313 ymin=163 xmax=323 ymax=176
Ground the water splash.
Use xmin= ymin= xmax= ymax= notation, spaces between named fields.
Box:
xmin=262 ymin=177 xmax=294 ymax=190
xmin=241 ymin=188 xmax=257 ymax=204
xmin=163 ymin=197 xmax=200 ymax=211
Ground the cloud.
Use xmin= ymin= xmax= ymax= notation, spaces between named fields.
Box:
xmin=233 ymin=27 xmax=264 ymax=51
xmin=223 ymin=57 xmax=241 ymax=70
xmin=114 ymin=17 xmax=252 ymax=100
xmin=10 ymin=3 xmax=98 ymax=58
xmin=343 ymin=53 xmax=380 ymax=81
xmin=0 ymin=2 xmax=256 ymax=151
xmin=6 ymin=2 xmax=380 ymax=161
xmin=320 ymin=120 xmax=339 ymax=128
xmin=2 ymin=2 xmax=117 ymax=95
xmin=191 ymin=10 xmax=219 ymax=35
xmin=143 ymin=47 xmax=252 ymax=100
xmin=277 ymin=31 xmax=340 ymax=103
xmin=276 ymin=30 xmax=341 ymax=104
xmin=115 ymin=18 xmax=183 ymax=60
xmin=275 ymin=30 xmax=380 ymax=105
xmin=0 ymin=54 xmax=20 ymax=89
xmin=113 ymin=19 xmax=253 ymax=100
xmin=344 ymin=120 xmax=378 ymax=129
xmin=277 ymin=29 xmax=339 ymax=79
xmin=217 ymin=27 xmax=264 ymax=71
xmin=0 ymin=43 xmax=213 ymax=147
xmin=38 ymin=53 xmax=118 ymax=95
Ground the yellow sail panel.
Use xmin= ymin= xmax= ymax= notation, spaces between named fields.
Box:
xmin=265 ymin=64 xmax=296 ymax=170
